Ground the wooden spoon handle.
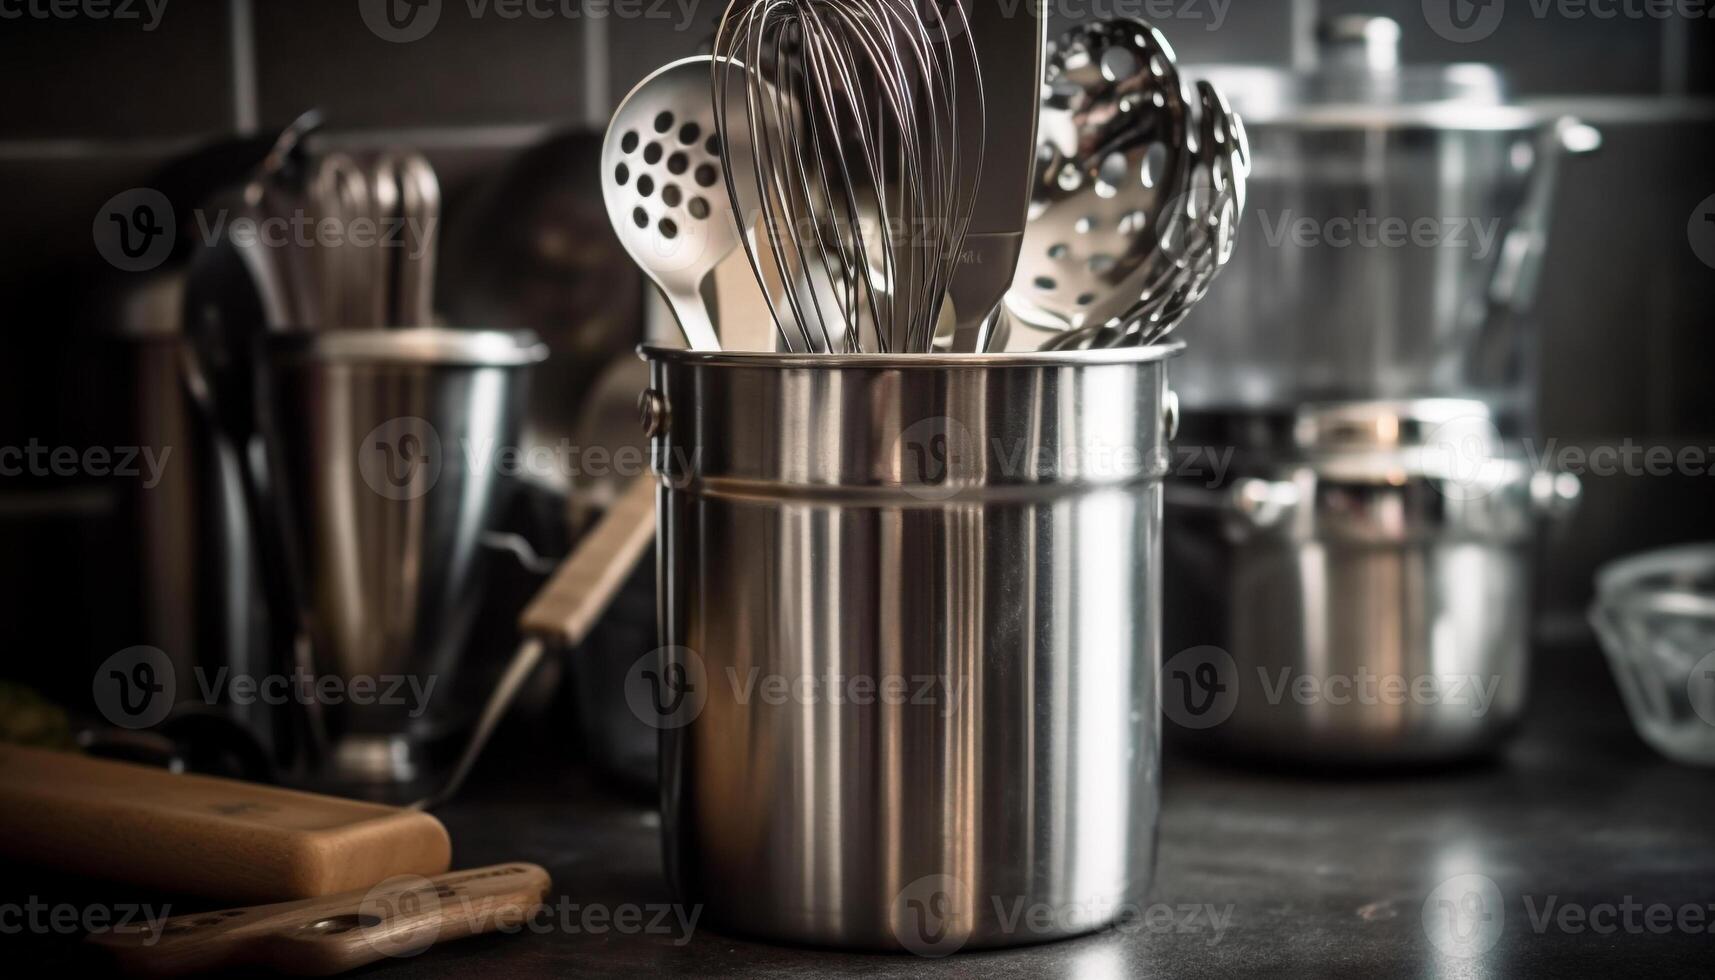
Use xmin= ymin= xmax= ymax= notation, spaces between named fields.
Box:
xmin=519 ymin=473 xmax=656 ymax=648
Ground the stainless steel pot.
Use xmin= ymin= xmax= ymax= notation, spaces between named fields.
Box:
xmin=643 ymin=345 xmax=1179 ymax=951
xmin=1164 ymin=399 xmax=1579 ymax=765
xmin=1176 ymin=16 xmax=1598 ymax=421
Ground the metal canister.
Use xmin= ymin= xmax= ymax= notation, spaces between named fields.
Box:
xmin=256 ymin=328 xmax=547 ymax=785
xmin=640 ymin=345 xmax=1178 ymax=951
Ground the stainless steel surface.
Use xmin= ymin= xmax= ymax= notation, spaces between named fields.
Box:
xmin=1164 ymin=400 xmax=1578 ymax=765
xmin=366 ymin=149 xmax=443 ymax=329
xmin=221 ymin=118 xmax=445 ymax=335
xmin=364 ymin=151 xmax=400 ymax=327
xmin=308 ymin=151 xmax=371 ymax=329
xmin=395 ymin=151 xmax=441 ymax=328
xmin=646 ymin=344 xmax=1178 ymax=949
xmin=255 ymin=328 xmax=547 ymax=785
xmin=1591 ymin=544 xmax=1715 ymax=767
xmin=944 ymin=0 xmax=1044 ymax=353
xmin=602 ymin=57 xmax=746 ymax=352
xmin=1174 ymin=17 xmax=1599 ymax=415
xmin=713 ymin=0 xmax=982 ymax=353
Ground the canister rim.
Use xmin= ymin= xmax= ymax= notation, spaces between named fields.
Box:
xmin=264 ymin=328 xmax=549 ymax=366
xmin=637 ymin=341 xmax=1185 ymax=369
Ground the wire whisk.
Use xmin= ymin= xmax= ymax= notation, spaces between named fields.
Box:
xmin=712 ymin=0 xmax=983 ymax=353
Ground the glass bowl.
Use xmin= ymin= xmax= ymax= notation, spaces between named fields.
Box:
xmin=1590 ymin=543 xmax=1715 ymax=766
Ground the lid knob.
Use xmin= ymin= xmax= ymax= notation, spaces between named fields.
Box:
xmin=1317 ymin=15 xmax=1401 ymax=72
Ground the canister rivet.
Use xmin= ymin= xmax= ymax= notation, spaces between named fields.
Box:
xmin=1162 ymin=388 xmax=1180 ymax=442
xmin=638 ymin=389 xmax=668 ymax=439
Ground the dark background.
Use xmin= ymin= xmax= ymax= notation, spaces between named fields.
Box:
xmin=0 ymin=0 xmax=1712 ymax=709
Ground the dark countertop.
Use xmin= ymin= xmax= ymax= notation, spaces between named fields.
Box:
xmin=393 ymin=642 xmax=1715 ymax=977
xmin=9 ymin=643 xmax=1714 ymax=977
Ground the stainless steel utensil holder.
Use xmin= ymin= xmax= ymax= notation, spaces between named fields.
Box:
xmin=640 ymin=344 xmax=1180 ymax=951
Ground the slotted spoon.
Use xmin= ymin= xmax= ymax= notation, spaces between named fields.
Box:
xmin=997 ymin=18 xmax=1194 ymax=351
xmin=602 ymin=56 xmax=749 ymax=351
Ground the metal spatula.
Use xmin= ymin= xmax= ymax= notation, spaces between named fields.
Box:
xmin=942 ymin=0 xmax=1047 ymax=352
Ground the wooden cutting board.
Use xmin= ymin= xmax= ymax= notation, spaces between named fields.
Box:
xmin=88 ymin=863 xmax=551 ymax=977
xmin=0 ymin=745 xmax=451 ymax=902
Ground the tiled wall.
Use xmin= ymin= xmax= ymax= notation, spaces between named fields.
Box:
xmin=0 ymin=0 xmax=1711 ymax=651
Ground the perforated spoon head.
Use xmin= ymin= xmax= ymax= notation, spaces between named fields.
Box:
xmin=1007 ymin=18 xmax=1193 ymax=338
xmin=603 ymin=57 xmax=746 ymax=351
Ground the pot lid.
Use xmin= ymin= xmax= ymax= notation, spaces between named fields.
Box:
xmin=1192 ymin=15 xmax=1537 ymax=130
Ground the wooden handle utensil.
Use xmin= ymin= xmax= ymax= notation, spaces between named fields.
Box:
xmin=0 ymin=745 xmax=451 ymax=902
xmin=88 ymin=863 xmax=551 ymax=977
xmin=519 ymin=473 xmax=657 ymax=649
